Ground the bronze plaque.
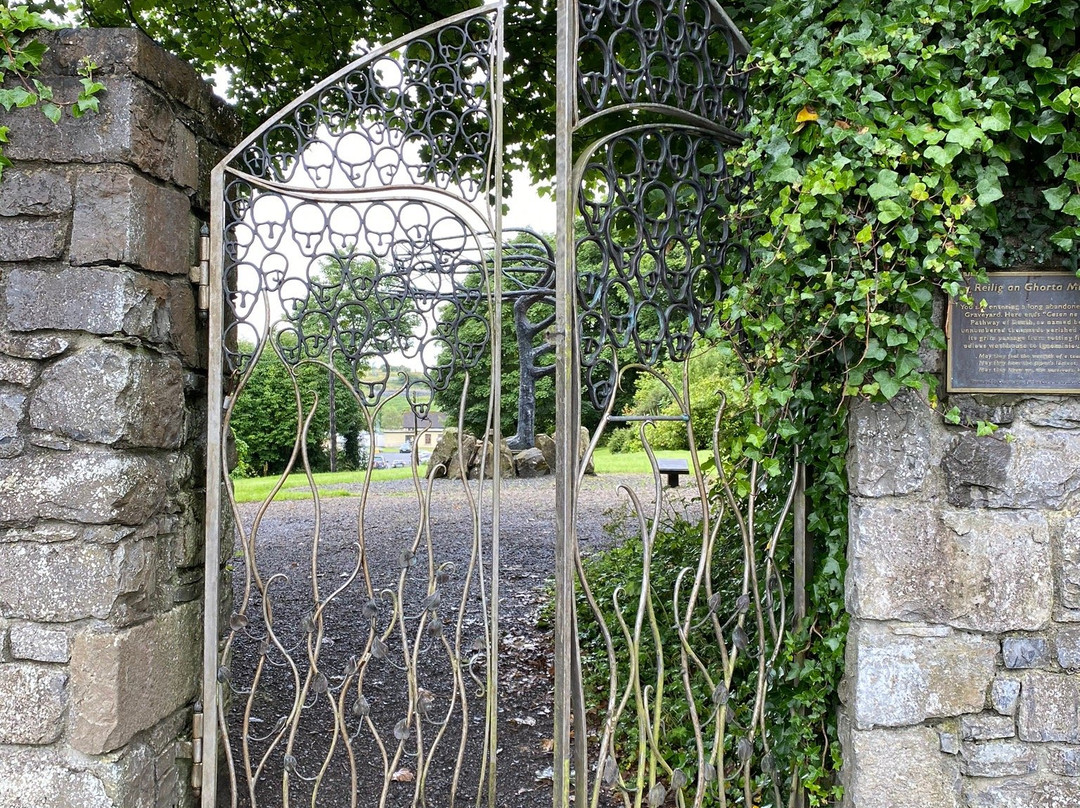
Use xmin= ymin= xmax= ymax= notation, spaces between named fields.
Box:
xmin=947 ymin=271 xmax=1080 ymax=394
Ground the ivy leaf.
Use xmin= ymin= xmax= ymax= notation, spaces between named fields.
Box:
xmin=980 ymin=102 xmax=1012 ymax=132
xmin=924 ymin=143 xmax=962 ymax=166
xmin=873 ymin=370 xmax=901 ymax=399
xmin=1044 ymin=184 xmax=1072 ymax=211
xmin=40 ymin=102 xmax=60 ymax=123
xmin=976 ymin=173 xmax=1003 ymax=206
xmin=1063 ymin=195 xmax=1080 ymax=218
xmin=1026 ymin=43 xmax=1053 ymax=69
xmin=867 ymin=169 xmax=901 ymax=200
xmin=877 ymin=199 xmax=906 ymax=224
xmin=945 ymin=118 xmax=984 ymax=149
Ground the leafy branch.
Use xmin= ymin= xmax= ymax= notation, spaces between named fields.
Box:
xmin=0 ymin=5 xmax=105 ymax=180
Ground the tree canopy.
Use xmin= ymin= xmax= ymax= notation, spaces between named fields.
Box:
xmin=68 ymin=0 xmax=560 ymax=184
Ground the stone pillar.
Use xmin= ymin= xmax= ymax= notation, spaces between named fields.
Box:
xmin=843 ymin=349 xmax=1080 ymax=803
xmin=0 ymin=29 xmax=238 ymax=807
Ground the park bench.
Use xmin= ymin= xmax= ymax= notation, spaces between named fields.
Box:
xmin=656 ymin=458 xmax=690 ymax=487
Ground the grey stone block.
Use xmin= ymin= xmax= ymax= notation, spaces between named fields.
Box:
xmin=0 ymin=332 xmax=69 ymax=360
xmin=961 ymin=740 xmax=1036 ymax=777
xmin=70 ymin=167 xmax=193 ymax=275
xmin=3 ymin=76 xmax=202 ymax=193
xmin=30 ymin=343 xmax=185 ymax=449
xmin=991 ymin=677 xmax=1022 ymax=716
xmin=848 ymin=621 xmax=997 ymax=729
xmin=961 ymin=713 xmax=1016 ymax=741
xmin=513 ymin=447 xmax=549 ymax=477
xmin=0 ymin=663 xmax=67 ymax=745
xmin=1018 ymin=670 xmax=1080 ymax=742
xmin=1057 ymin=626 xmax=1080 ymax=669
xmin=1021 ymin=397 xmax=1080 ymax=429
xmin=6 ymin=264 xmax=148 ymax=335
xmin=0 ymin=749 xmax=111 ymax=808
xmin=0 ymin=390 xmax=25 ymax=446
xmin=964 ymin=778 xmax=1080 ymax=808
xmin=0 ymin=216 xmax=68 ymax=261
xmin=847 ymin=502 xmax=1052 ymax=632
xmin=9 ymin=623 xmax=72 ymax=663
xmin=940 ymin=730 xmax=960 ymax=754
xmin=0 ymin=355 xmax=37 ymax=386
xmin=944 ymin=425 xmax=1080 ymax=509
xmin=848 ymin=392 xmax=931 ymax=496
xmin=1003 ymin=636 xmax=1050 ymax=669
xmin=1060 ymin=517 xmax=1080 ymax=611
xmin=3 ymin=266 xmax=202 ymax=366
xmin=845 ymin=727 xmax=960 ymax=808
xmin=0 ymin=539 xmax=155 ymax=622
xmin=950 ymin=394 xmax=1015 ymax=427
xmin=70 ymin=601 xmax=200 ymax=755
xmin=0 ymin=446 xmax=175 ymax=526
xmin=1049 ymin=745 xmax=1080 ymax=777
xmin=0 ymin=166 xmax=73 ymax=217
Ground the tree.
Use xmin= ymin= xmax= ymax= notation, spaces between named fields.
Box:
xmin=229 ymin=253 xmax=422 ymax=475
xmin=67 ymin=0 xmax=559 ymax=186
xmin=281 ymin=251 xmax=420 ymax=469
xmin=606 ymin=347 xmax=747 ymax=452
xmin=430 ymin=228 xmax=642 ymax=442
xmin=228 ymin=338 xmax=333 ymax=476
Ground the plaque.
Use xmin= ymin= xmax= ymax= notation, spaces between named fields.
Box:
xmin=947 ymin=271 xmax=1080 ymax=394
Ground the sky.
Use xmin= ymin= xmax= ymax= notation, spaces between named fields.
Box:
xmin=503 ymin=169 xmax=556 ymax=234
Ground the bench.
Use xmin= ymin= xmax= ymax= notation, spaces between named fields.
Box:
xmin=656 ymin=458 xmax=690 ymax=488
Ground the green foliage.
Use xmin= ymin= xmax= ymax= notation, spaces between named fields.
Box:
xmin=608 ymin=348 xmax=748 ymax=452
xmin=706 ymin=0 xmax=1079 ymax=801
xmin=227 ymin=341 xmax=335 ymax=477
xmin=733 ymin=0 xmax=1080 ymax=402
xmin=0 ymin=5 xmax=105 ymax=180
xmin=576 ymin=513 xmax=748 ymax=800
xmin=69 ymin=0 xmax=557 ymax=188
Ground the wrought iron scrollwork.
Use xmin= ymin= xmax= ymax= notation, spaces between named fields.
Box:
xmin=576 ymin=0 xmax=749 ymax=131
xmin=205 ymin=7 xmax=510 ymax=808
xmin=235 ymin=12 xmax=496 ymax=199
xmin=575 ymin=125 xmax=749 ymax=407
xmin=218 ymin=0 xmax=508 ymax=416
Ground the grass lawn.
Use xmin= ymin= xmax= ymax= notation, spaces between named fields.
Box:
xmin=231 ymin=465 xmax=421 ymax=503
xmin=231 ymin=448 xmax=704 ymax=503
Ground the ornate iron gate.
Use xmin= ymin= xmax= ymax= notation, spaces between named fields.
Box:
xmin=205 ymin=1 xmax=799 ymax=807
xmin=202 ymin=7 xmax=509 ymax=806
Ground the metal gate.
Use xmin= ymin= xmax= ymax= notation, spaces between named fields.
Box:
xmin=203 ymin=1 xmax=799 ymax=806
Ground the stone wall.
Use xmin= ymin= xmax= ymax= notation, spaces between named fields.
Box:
xmin=0 ymin=30 xmax=238 ymax=807
xmin=843 ymin=375 xmax=1080 ymax=805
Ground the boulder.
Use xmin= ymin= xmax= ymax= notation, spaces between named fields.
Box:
xmin=469 ymin=437 xmax=515 ymax=479
xmin=535 ymin=433 xmax=556 ymax=471
xmin=514 ymin=447 xmax=549 ymax=478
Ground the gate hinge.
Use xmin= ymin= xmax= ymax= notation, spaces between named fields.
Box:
xmin=178 ymin=703 xmax=205 ymax=792
xmin=189 ymin=225 xmax=210 ymax=312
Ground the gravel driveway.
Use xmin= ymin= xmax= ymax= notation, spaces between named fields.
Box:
xmin=222 ymin=472 xmax=668 ymax=807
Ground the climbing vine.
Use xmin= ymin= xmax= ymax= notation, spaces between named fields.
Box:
xmin=720 ymin=0 xmax=1079 ymax=801
xmin=0 ymin=5 xmax=105 ymax=180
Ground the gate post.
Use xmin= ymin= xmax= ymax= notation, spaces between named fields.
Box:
xmin=842 ymin=346 xmax=1080 ymax=804
xmin=0 ymin=29 xmax=238 ymax=807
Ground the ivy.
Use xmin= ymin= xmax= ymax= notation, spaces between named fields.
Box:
xmin=0 ymin=5 xmax=105 ymax=180
xmin=720 ymin=0 xmax=1079 ymax=801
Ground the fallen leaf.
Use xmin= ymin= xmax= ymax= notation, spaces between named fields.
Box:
xmin=511 ymin=715 xmax=537 ymax=727
xmin=795 ymin=105 xmax=818 ymax=123
xmin=391 ymin=768 xmax=414 ymax=782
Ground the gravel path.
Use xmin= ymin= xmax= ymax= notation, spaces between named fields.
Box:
xmin=222 ymin=472 xmax=670 ymax=807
